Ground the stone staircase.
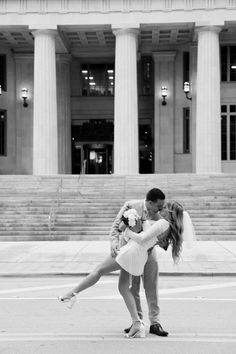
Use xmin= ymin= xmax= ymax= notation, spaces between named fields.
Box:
xmin=0 ymin=174 xmax=236 ymax=241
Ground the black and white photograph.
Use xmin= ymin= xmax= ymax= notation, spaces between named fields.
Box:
xmin=0 ymin=0 xmax=236 ymax=353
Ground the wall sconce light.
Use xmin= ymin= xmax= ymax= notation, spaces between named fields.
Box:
xmin=161 ymin=86 xmax=167 ymax=106
xmin=183 ymin=82 xmax=192 ymax=100
xmin=21 ymin=88 xmax=28 ymax=107
xmin=0 ymin=85 xmax=2 ymax=96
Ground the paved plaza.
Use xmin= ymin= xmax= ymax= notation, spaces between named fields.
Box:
xmin=0 ymin=240 xmax=236 ymax=277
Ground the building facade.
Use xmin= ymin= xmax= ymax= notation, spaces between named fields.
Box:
xmin=0 ymin=0 xmax=236 ymax=175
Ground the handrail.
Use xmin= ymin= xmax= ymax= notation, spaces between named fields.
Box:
xmin=48 ymin=178 xmax=62 ymax=238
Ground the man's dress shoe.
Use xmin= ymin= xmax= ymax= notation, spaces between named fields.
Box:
xmin=149 ymin=323 xmax=168 ymax=337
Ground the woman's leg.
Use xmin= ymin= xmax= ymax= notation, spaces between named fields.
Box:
xmin=118 ymin=269 xmax=140 ymax=324
xmin=63 ymin=255 xmax=120 ymax=297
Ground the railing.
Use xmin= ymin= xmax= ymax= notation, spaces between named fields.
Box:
xmin=48 ymin=178 xmax=62 ymax=239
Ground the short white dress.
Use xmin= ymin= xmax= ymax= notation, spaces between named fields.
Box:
xmin=116 ymin=219 xmax=169 ymax=276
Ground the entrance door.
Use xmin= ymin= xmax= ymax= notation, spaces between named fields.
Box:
xmin=84 ymin=144 xmax=112 ymax=174
xmin=71 ymin=120 xmax=114 ymax=174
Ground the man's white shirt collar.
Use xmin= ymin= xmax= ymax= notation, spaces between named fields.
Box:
xmin=143 ymin=200 xmax=148 ymax=216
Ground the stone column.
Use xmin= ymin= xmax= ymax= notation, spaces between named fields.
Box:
xmin=113 ymin=27 xmax=139 ymax=174
xmin=57 ymin=54 xmax=72 ymax=174
xmin=32 ymin=29 xmax=58 ymax=175
xmin=152 ymin=52 xmax=176 ymax=173
xmin=195 ymin=26 xmax=221 ymax=173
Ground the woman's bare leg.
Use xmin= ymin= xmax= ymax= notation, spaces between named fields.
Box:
xmin=118 ymin=269 xmax=140 ymax=324
xmin=63 ymin=255 xmax=120 ymax=297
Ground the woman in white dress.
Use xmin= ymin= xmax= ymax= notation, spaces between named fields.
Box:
xmin=58 ymin=201 xmax=193 ymax=338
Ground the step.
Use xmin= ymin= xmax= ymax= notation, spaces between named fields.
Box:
xmin=1 ymin=174 xmax=236 ymax=242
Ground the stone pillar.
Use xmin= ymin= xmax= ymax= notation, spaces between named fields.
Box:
xmin=32 ymin=29 xmax=58 ymax=175
xmin=113 ymin=27 xmax=139 ymax=174
xmin=195 ymin=26 xmax=221 ymax=173
xmin=152 ymin=52 xmax=176 ymax=173
xmin=57 ymin=54 xmax=72 ymax=174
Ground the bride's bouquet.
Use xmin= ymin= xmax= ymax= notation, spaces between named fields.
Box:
xmin=119 ymin=208 xmax=143 ymax=242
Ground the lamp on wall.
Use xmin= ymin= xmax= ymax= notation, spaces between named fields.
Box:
xmin=21 ymin=88 xmax=28 ymax=107
xmin=161 ymin=86 xmax=167 ymax=106
xmin=183 ymin=82 xmax=192 ymax=100
xmin=0 ymin=85 xmax=2 ymax=95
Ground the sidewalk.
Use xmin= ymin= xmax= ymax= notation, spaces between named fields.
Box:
xmin=1 ymin=240 xmax=236 ymax=277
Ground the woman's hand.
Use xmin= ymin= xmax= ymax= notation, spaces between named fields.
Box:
xmin=156 ymin=235 xmax=170 ymax=251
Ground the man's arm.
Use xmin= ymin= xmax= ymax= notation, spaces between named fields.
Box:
xmin=109 ymin=201 xmax=130 ymax=257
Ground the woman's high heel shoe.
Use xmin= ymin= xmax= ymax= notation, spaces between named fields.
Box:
xmin=58 ymin=292 xmax=77 ymax=309
xmin=125 ymin=322 xmax=146 ymax=339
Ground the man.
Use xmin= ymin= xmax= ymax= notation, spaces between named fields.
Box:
xmin=109 ymin=188 xmax=168 ymax=337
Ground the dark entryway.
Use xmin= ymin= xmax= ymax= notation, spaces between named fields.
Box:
xmin=71 ymin=120 xmax=114 ymax=174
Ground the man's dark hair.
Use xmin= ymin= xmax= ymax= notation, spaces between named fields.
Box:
xmin=146 ymin=188 xmax=165 ymax=202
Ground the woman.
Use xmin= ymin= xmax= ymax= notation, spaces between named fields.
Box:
xmin=58 ymin=201 xmax=194 ymax=338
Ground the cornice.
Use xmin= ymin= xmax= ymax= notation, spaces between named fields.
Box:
xmin=0 ymin=0 xmax=236 ymax=15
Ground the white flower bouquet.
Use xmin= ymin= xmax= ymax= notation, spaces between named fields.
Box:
xmin=122 ymin=208 xmax=140 ymax=227
xmin=119 ymin=208 xmax=143 ymax=236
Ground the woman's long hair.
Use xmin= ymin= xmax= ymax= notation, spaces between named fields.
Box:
xmin=166 ymin=201 xmax=184 ymax=262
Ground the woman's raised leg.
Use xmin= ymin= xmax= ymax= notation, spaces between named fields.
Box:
xmin=59 ymin=255 xmax=120 ymax=306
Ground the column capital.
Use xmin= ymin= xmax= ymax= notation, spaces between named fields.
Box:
xmin=194 ymin=25 xmax=222 ymax=37
xmin=152 ymin=51 xmax=176 ymax=63
xmin=30 ymin=28 xmax=58 ymax=39
xmin=112 ymin=26 xmax=140 ymax=37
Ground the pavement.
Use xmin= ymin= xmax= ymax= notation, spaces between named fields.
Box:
xmin=1 ymin=240 xmax=236 ymax=277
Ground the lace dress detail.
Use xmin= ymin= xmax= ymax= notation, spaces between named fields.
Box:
xmin=116 ymin=219 xmax=169 ymax=276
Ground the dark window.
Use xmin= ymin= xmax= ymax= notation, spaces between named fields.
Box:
xmin=141 ymin=57 xmax=153 ymax=95
xmin=221 ymin=46 xmax=236 ymax=82
xmin=183 ymin=52 xmax=190 ymax=85
xmin=230 ymin=105 xmax=236 ymax=113
xmin=230 ymin=46 xmax=236 ymax=81
xmin=72 ymin=120 xmax=114 ymax=142
xmin=183 ymin=107 xmax=190 ymax=153
xmin=139 ymin=123 xmax=153 ymax=173
xmin=221 ymin=46 xmax=228 ymax=82
xmin=0 ymin=110 xmax=7 ymax=155
xmin=221 ymin=115 xmax=227 ymax=160
xmin=81 ymin=63 xmax=114 ymax=96
xmin=221 ymin=105 xmax=227 ymax=113
xmin=0 ymin=55 xmax=7 ymax=91
xmin=221 ymin=105 xmax=236 ymax=160
xmin=230 ymin=115 xmax=236 ymax=160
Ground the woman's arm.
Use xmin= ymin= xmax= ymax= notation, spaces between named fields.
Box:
xmin=125 ymin=219 xmax=169 ymax=245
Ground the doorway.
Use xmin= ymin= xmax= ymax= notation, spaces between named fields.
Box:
xmin=71 ymin=120 xmax=114 ymax=174
xmin=84 ymin=144 xmax=113 ymax=174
